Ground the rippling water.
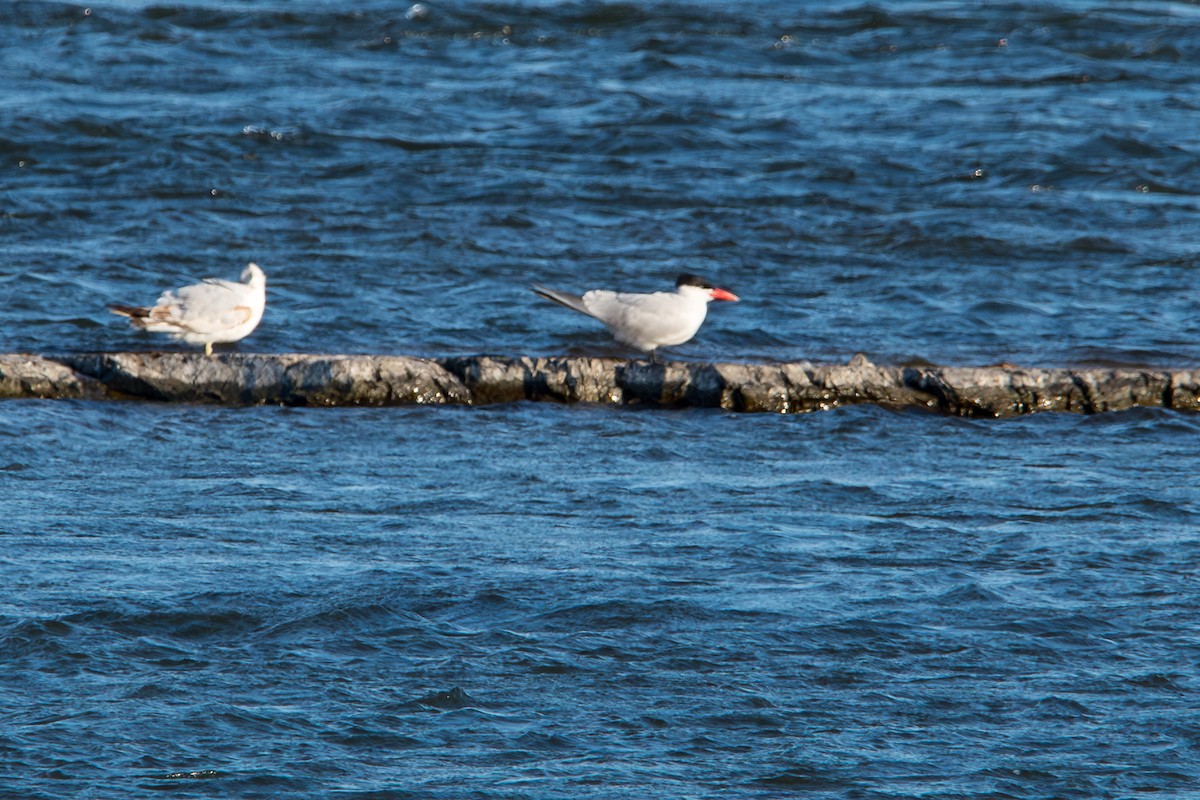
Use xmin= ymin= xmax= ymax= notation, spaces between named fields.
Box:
xmin=5 ymin=402 xmax=1200 ymax=798
xmin=3 ymin=2 xmax=1200 ymax=798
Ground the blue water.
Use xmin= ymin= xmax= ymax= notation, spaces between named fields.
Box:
xmin=3 ymin=1 xmax=1200 ymax=798
xmin=5 ymin=402 xmax=1200 ymax=798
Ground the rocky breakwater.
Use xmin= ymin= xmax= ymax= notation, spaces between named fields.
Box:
xmin=1 ymin=352 xmax=1198 ymax=416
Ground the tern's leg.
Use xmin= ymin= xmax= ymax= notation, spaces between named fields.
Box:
xmin=205 ymin=342 xmax=214 ymax=356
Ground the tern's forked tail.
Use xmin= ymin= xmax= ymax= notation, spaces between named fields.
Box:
xmin=532 ymin=285 xmax=592 ymax=318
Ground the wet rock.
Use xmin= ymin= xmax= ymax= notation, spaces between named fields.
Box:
xmin=0 ymin=352 xmax=1193 ymax=416
xmin=441 ymin=356 xmax=626 ymax=406
xmin=1169 ymin=370 xmax=1200 ymax=412
xmin=0 ymin=354 xmax=110 ymax=400
xmin=57 ymin=353 xmax=470 ymax=406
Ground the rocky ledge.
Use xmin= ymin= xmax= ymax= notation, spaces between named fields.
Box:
xmin=1 ymin=352 xmax=1197 ymax=417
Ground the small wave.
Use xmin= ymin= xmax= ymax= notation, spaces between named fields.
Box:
xmin=150 ymin=769 xmax=224 ymax=781
xmin=407 ymin=686 xmax=486 ymax=711
xmin=967 ymin=299 xmax=1054 ymax=317
xmin=535 ymin=598 xmax=718 ymax=630
xmin=1062 ymin=235 xmax=1135 ymax=253
xmin=104 ymin=606 xmax=262 ymax=641
xmin=937 ymin=582 xmax=1005 ymax=605
xmin=1031 ymin=695 xmax=1094 ymax=719
xmin=240 ymin=124 xmax=298 ymax=143
xmin=754 ymin=763 xmax=849 ymax=790
xmin=262 ymin=599 xmax=415 ymax=641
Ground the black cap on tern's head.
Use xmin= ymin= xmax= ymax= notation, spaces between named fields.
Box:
xmin=676 ymin=273 xmax=713 ymax=289
xmin=676 ymin=273 xmax=740 ymax=302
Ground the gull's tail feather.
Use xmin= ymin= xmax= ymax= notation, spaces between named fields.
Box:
xmin=532 ymin=285 xmax=592 ymax=318
xmin=108 ymin=304 xmax=149 ymax=318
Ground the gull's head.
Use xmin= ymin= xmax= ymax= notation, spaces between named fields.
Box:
xmin=676 ymin=273 xmax=739 ymax=303
xmin=242 ymin=262 xmax=266 ymax=288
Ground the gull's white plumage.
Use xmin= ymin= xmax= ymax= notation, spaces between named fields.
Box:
xmin=110 ymin=263 xmax=267 ymax=355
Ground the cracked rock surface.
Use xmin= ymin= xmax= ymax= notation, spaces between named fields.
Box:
xmin=1 ymin=352 xmax=1196 ymax=416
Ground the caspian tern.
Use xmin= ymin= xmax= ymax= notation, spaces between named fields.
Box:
xmin=532 ymin=273 xmax=739 ymax=360
xmin=109 ymin=262 xmax=267 ymax=356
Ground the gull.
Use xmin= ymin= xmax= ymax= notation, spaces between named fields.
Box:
xmin=109 ymin=262 xmax=266 ymax=355
xmin=532 ymin=273 xmax=739 ymax=360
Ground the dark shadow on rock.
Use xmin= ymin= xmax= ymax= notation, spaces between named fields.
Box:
xmin=901 ymin=366 xmax=961 ymax=415
xmin=615 ymin=361 xmax=668 ymax=406
xmin=614 ymin=361 xmax=728 ymax=409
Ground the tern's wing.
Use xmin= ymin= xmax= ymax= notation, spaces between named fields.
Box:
xmin=585 ymin=290 xmax=705 ymax=349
